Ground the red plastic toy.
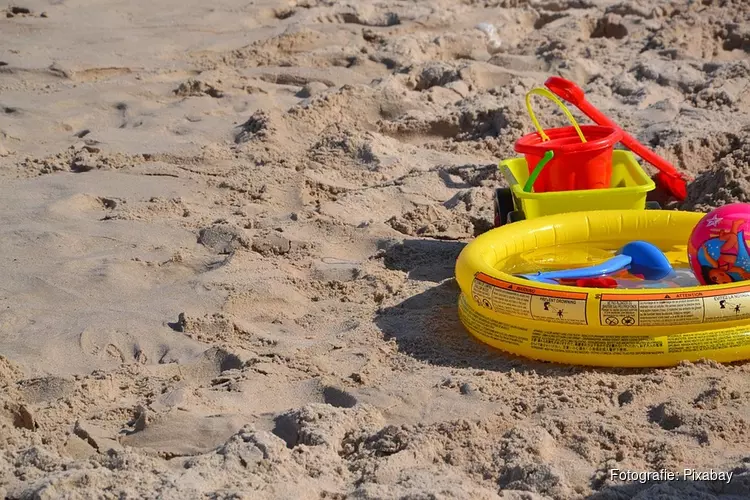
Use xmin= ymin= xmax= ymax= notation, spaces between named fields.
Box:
xmin=515 ymin=125 xmax=622 ymax=192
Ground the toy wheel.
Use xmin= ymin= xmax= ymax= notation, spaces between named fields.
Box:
xmin=494 ymin=188 xmax=514 ymax=227
xmin=646 ymin=201 xmax=661 ymax=210
xmin=507 ymin=210 xmax=526 ymax=224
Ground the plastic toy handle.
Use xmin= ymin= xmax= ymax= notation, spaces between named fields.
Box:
xmin=520 ymin=254 xmax=632 ymax=282
xmin=525 ymin=88 xmax=587 ymax=143
xmin=544 ymin=76 xmax=691 ymax=201
xmin=523 ymin=150 xmax=554 ymax=192
xmin=559 ymin=277 xmax=619 ymax=289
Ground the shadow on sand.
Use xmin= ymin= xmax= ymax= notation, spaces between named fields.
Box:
xmin=375 ymin=238 xmax=673 ymax=376
xmin=376 ymin=238 xmax=577 ymax=375
xmin=375 ymin=277 xmax=590 ymax=375
xmin=379 ymin=237 xmax=466 ymax=283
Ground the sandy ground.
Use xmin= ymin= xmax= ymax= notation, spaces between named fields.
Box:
xmin=2 ymin=0 xmax=750 ymax=498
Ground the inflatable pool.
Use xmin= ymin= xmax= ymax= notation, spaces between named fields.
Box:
xmin=455 ymin=210 xmax=750 ymax=368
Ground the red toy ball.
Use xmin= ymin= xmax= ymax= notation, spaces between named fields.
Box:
xmin=688 ymin=203 xmax=750 ymax=285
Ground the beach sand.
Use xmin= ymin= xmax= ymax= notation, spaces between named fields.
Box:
xmin=2 ymin=0 xmax=750 ymax=498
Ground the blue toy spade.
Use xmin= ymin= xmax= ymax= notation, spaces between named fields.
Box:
xmin=520 ymin=241 xmax=673 ymax=285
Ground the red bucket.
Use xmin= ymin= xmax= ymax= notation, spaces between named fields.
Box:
xmin=514 ymin=125 xmax=623 ymax=193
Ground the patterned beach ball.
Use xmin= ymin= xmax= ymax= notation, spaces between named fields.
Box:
xmin=688 ymin=203 xmax=750 ymax=285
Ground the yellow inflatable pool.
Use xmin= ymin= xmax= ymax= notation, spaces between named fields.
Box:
xmin=455 ymin=210 xmax=750 ymax=368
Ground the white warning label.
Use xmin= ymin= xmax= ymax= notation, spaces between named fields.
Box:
xmin=703 ymin=292 xmax=750 ymax=322
xmin=529 ymin=296 xmax=587 ymax=325
xmin=637 ymin=298 xmax=704 ymax=326
xmin=600 ymin=300 xmax=638 ymax=327
xmin=599 ymin=287 xmax=750 ymax=327
xmin=471 ymin=273 xmax=588 ymax=325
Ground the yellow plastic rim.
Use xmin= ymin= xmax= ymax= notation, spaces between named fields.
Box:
xmin=455 ymin=210 xmax=750 ymax=368
xmin=525 ymin=87 xmax=587 ymax=143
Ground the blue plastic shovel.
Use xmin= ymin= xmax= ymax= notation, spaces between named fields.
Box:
xmin=519 ymin=241 xmax=673 ymax=284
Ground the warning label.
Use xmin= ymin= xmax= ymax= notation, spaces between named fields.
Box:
xmin=638 ymin=297 xmax=704 ymax=326
xmin=600 ymin=300 xmax=638 ymax=327
xmin=599 ymin=287 xmax=750 ymax=327
xmin=460 ymin=293 xmax=750 ymax=359
xmin=473 ymin=279 xmax=530 ymax=318
xmin=667 ymin=327 xmax=750 ymax=353
xmin=458 ymin=294 xmax=530 ymax=346
xmin=704 ymin=292 xmax=750 ymax=322
xmin=530 ymin=330 xmax=665 ymax=355
xmin=472 ymin=273 xmax=588 ymax=325
xmin=471 ymin=272 xmax=750 ymax=332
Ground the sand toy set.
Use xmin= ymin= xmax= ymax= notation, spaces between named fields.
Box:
xmin=456 ymin=77 xmax=750 ymax=368
xmin=491 ymin=78 xmax=689 ymax=226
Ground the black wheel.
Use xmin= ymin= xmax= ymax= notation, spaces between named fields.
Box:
xmin=494 ymin=188 xmax=515 ymax=227
xmin=507 ymin=210 xmax=526 ymax=224
xmin=645 ymin=201 xmax=661 ymax=210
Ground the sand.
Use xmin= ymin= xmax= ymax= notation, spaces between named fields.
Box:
xmin=1 ymin=0 xmax=750 ymax=498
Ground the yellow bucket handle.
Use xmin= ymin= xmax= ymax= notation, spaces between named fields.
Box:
xmin=525 ymin=87 xmax=587 ymax=143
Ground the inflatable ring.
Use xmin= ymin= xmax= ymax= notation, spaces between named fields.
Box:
xmin=455 ymin=210 xmax=750 ymax=368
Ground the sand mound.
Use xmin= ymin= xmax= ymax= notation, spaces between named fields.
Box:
xmin=683 ymin=133 xmax=750 ymax=211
